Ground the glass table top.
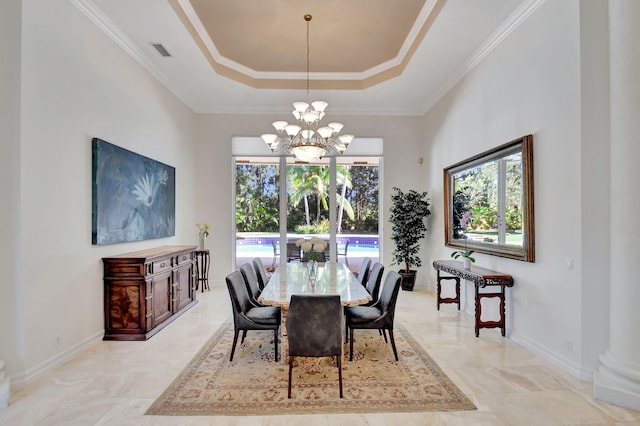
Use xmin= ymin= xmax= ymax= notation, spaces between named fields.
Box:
xmin=258 ymin=262 xmax=371 ymax=307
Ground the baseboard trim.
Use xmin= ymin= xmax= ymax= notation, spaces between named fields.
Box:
xmin=10 ymin=330 xmax=104 ymax=389
xmin=511 ymin=332 xmax=593 ymax=382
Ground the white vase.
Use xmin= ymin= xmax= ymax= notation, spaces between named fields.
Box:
xmin=463 ymin=258 xmax=471 ymax=269
xmin=198 ymin=234 xmax=206 ymax=250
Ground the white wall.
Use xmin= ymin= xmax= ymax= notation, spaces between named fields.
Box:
xmin=421 ymin=0 xmax=599 ymax=378
xmin=193 ymin=113 xmax=425 ymax=286
xmin=7 ymin=0 xmax=198 ymax=383
xmin=0 ymin=0 xmax=24 ymax=378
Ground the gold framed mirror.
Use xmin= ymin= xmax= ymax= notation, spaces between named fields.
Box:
xmin=444 ymin=135 xmax=534 ymax=262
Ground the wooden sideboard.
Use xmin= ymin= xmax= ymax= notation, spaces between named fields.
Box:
xmin=102 ymin=245 xmax=198 ymax=341
xmin=432 ymin=260 xmax=514 ymax=337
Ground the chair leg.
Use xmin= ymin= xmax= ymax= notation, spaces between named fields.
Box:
xmin=288 ymin=356 xmax=293 ymax=398
xmin=230 ymin=329 xmax=240 ymax=361
xmin=381 ymin=329 xmax=388 ymax=343
xmin=337 ymin=355 xmax=343 ymax=398
xmin=274 ymin=329 xmax=279 ymax=362
xmin=388 ymin=329 xmax=399 ymax=361
xmin=349 ymin=328 xmax=354 ymax=361
xmin=241 ymin=330 xmax=248 ymax=344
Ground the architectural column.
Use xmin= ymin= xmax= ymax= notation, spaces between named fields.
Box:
xmin=0 ymin=362 xmax=8 ymax=410
xmin=594 ymin=0 xmax=640 ymax=411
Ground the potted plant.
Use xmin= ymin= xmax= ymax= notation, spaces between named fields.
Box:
xmin=450 ymin=211 xmax=475 ymax=269
xmin=389 ymin=187 xmax=431 ymax=290
xmin=450 ymin=249 xmax=475 ymax=269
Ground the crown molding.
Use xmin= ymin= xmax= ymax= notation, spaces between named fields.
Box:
xmin=419 ymin=0 xmax=547 ymax=115
xmin=70 ymin=0 xmax=198 ymax=111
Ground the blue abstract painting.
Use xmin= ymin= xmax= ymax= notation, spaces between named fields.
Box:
xmin=92 ymin=138 xmax=175 ymax=245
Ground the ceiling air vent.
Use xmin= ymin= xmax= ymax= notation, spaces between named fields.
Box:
xmin=150 ymin=43 xmax=172 ymax=57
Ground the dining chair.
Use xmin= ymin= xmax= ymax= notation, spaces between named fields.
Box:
xmin=363 ymin=262 xmax=384 ymax=306
xmin=252 ymin=257 xmax=269 ymax=291
xmin=239 ymin=263 xmax=265 ymax=307
xmin=346 ymin=271 xmax=402 ymax=361
xmin=271 ymin=240 xmax=280 ymax=266
xmin=337 ymin=240 xmax=349 ymax=266
xmin=286 ymin=294 xmax=343 ymax=398
xmin=286 ymin=242 xmax=301 ymax=262
xmin=356 ymin=257 xmax=372 ymax=286
xmin=225 ymin=271 xmax=280 ymax=362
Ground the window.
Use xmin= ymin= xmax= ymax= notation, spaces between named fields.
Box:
xmin=232 ymin=137 xmax=384 ymax=271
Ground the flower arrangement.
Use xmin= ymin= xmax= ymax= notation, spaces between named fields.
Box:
xmin=196 ymin=222 xmax=211 ymax=250
xmin=296 ymin=237 xmax=327 ymax=262
xmin=195 ymin=222 xmax=211 ymax=237
xmin=451 ymin=211 xmax=475 ymax=263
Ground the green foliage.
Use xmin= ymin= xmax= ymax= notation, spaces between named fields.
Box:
xmin=235 ymin=164 xmax=279 ymax=232
xmin=452 ymin=159 xmax=523 ymax=234
xmin=341 ymin=166 xmax=379 ymax=233
xmin=235 ymin=162 xmax=379 ymax=235
xmin=451 ymin=249 xmax=476 ymax=262
xmin=295 ymin=219 xmax=330 ymax=234
xmin=389 ymin=187 xmax=431 ymax=273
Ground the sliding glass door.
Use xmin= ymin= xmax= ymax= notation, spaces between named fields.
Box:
xmin=234 ymin=155 xmax=380 ymax=274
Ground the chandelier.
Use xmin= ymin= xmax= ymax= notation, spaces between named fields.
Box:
xmin=261 ymin=14 xmax=354 ymax=163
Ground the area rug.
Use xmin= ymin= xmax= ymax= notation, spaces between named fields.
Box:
xmin=146 ymin=321 xmax=476 ymax=416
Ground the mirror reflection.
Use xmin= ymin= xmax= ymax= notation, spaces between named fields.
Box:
xmin=444 ymin=135 xmax=534 ymax=262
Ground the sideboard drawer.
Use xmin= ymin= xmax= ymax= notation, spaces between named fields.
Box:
xmin=176 ymin=252 xmax=192 ymax=265
xmin=152 ymin=259 xmax=172 ymax=274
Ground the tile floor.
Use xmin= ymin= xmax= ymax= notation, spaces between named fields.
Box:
xmin=1 ymin=282 xmax=639 ymax=425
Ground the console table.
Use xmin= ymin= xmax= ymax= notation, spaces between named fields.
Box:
xmin=433 ymin=260 xmax=514 ymax=337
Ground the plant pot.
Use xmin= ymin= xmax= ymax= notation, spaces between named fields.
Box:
xmin=463 ymin=258 xmax=471 ymax=270
xmin=399 ymin=269 xmax=417 ymax=291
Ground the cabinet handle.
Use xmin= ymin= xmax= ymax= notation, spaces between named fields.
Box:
xmin=160 ymin=262 xmax=166 ymax=267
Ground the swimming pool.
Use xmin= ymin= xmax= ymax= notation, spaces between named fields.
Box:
xmin=235 ymin=234 xmax=379 ymax=257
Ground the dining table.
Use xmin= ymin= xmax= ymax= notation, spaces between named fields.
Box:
xmin=258 ymin=261 xmax=371 ymax=363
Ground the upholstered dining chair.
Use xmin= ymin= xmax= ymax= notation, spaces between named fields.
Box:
xmin=286 ymin=294 xmax=343 ymax=398
xmin=225 ymin=271 xmax=280 ymax=362
xmin=252 ymin=257 xmax=269 ymax=291
xmin=286 ymin=242 xmax=301 ymax=262
xmin=346 ymin=271 xmax=402 ymax=361
xmin=363 ymin=262 xmax=384 ymax=306
xmin=271 ymin=241 xmax=280 ymax=266
xmin=337 ymin=240 xmax=349 ymax=266
xmin=240 ymin=263 xmax=265 ymax=307
xmin=356 ymin=257 xmax=372 ymax=286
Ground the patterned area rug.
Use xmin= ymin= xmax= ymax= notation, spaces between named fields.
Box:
xmin=146 ymin=322 xmax=476 ymax=416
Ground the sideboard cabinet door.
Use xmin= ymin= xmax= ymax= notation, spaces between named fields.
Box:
xmin=151 ymin=270 xmax=173 ymax=327
xmin=103 ymin=245 xmax=198 ymax=341
xmin=174 ymin=262 xmax=194 ymax=313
